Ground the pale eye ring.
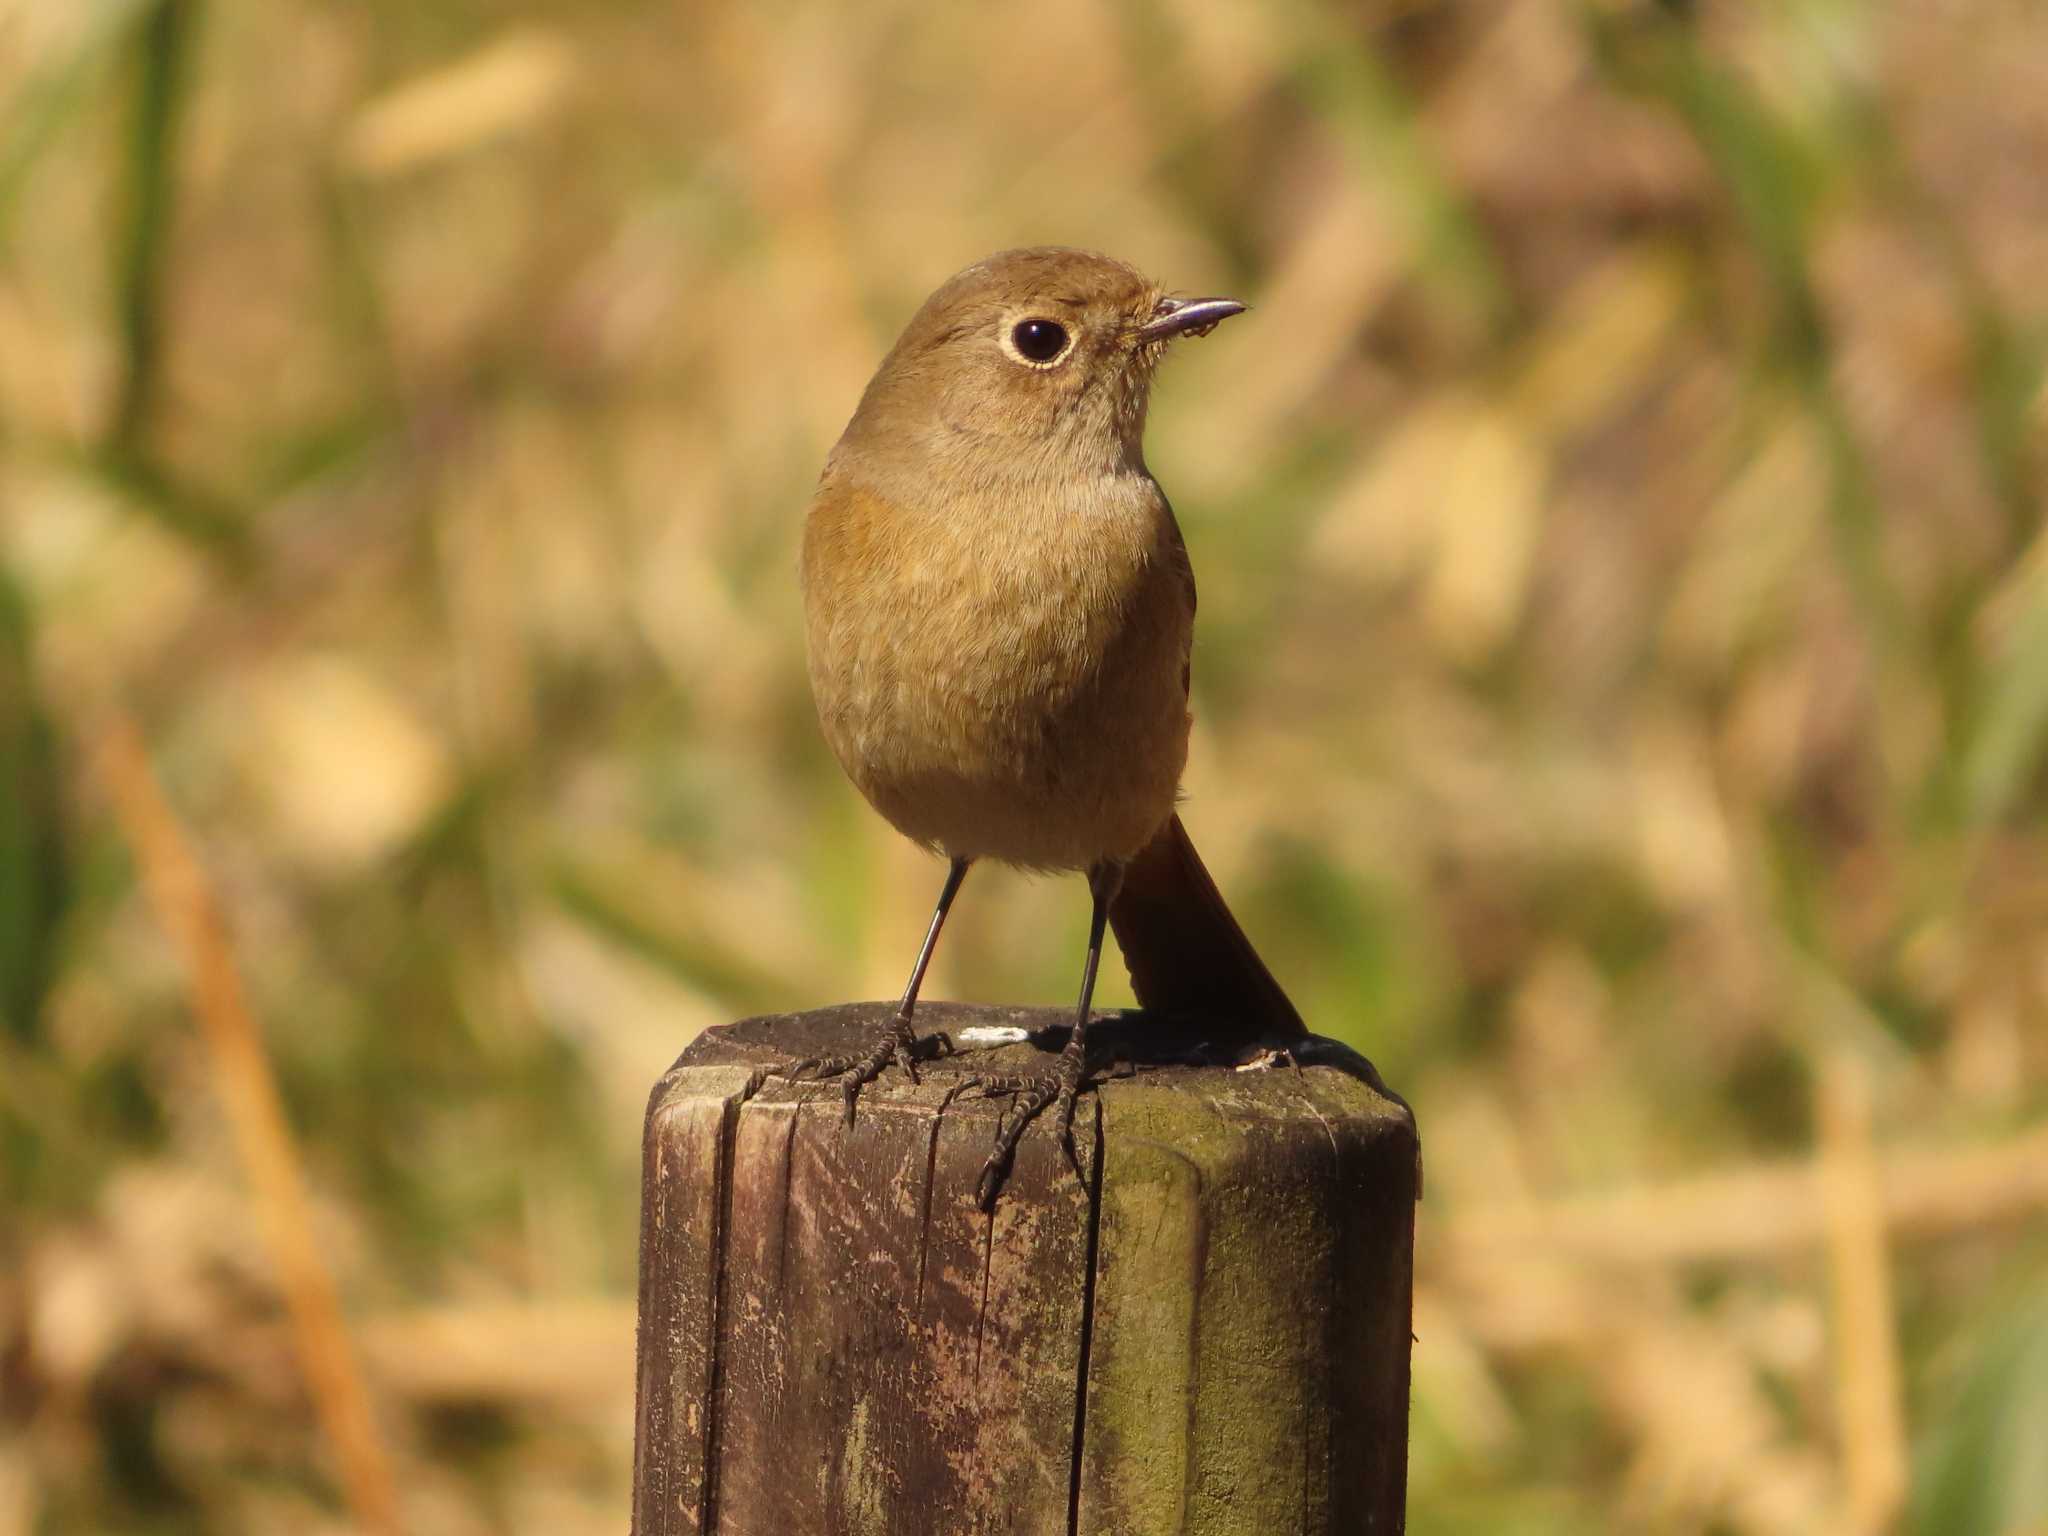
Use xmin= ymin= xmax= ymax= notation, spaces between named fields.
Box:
xmin=1006 ymin=317 xmax=1071 ymax=366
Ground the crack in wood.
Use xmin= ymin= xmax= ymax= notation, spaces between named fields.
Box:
xmin=1066 ymin=1094 xmax=1105 ymax=1536
xmin=776 ymin=1104 xmax=800 ymax=1296
xmin=1295 ymin=1078 xmax=1343 ymax=1532
xmin=700 ymin=1094 xmax=743 ymax=1535
xmin=973 ymin=1202 xmax=996 ymax=1381
xmin=916 ymin=1106 xmax=943 ymax=1309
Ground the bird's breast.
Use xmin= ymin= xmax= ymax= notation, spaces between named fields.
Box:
xmin=800 ymin=475 xmax=1193 ymax=866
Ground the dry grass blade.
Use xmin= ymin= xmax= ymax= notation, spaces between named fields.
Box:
xmin=360 ymin=1300 xmax=633 ymax=1406
xmin=341 ymin=26 xmax=577 ymax=179
xmin=94 ymin=713 xmax=402 ymax=1536
xmin=1440 ymin=1122 xmax=2048 ymax=1270
xmin=1817 ymin=1053 xmax=1907 ymax=1534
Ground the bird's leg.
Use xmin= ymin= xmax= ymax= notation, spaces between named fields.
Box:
xmin=745 ymin=857 xmax=970 ymax=1126
xmin=974 ymin=859 xmax=1123 ymax=1209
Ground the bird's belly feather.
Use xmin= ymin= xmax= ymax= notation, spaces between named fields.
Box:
xmin=804 ymin=493 xmax=1190 ymax=868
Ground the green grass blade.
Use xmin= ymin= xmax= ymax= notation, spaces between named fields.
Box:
xmin=0 ymin=567 xmax=68 ymax=1044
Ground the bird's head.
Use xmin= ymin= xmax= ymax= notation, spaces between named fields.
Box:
xmin=833 ymin=247 xmax=1243 ymax=483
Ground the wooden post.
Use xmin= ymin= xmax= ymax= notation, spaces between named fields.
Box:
xmin=632 ymin=1003 xmax=1419 ymax=1535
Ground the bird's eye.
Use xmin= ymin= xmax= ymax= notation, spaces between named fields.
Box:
xmin=1009 ymin=318 xmax=1070 ymax=364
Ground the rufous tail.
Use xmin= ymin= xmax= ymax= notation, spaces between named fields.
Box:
xmin=1108 ymin=813 xmax=1305 ymax=1041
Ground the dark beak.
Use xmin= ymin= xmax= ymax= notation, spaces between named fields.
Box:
xmin=1135 ymin=296 xmax=1246 ymax=344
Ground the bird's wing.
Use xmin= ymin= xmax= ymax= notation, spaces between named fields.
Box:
xmin=1159 ymin=494 xmax=1197 ymax=698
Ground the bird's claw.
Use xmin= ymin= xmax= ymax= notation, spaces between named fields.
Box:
xmin=740 ymin=1009 xmax=924 ymax=1127
xmin=972 ymin=1047 xmax=1089 ymax=1210
xmin=740 ymin=1016 xmax=1094 ymax=1209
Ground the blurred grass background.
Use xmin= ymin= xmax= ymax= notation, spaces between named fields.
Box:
xmin=3 ymin=0 xmax=2048 ymax=1531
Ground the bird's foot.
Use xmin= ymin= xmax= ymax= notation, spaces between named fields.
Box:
xmin=969 ymin=1038 xmax=1090 ymax=1211
xmin=740 ymin=1010 xmax=948 ymax=1129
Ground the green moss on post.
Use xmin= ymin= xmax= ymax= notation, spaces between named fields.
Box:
xmin=632 ymin=1004 xmax=1418 ymax=1535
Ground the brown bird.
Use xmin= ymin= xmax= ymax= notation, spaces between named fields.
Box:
xmin=775 ymin=247 xmax=1303 ymax=1205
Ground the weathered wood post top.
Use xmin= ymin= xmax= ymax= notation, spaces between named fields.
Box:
xmin=633 ymin=1003 xmax=1419 ymax=1535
